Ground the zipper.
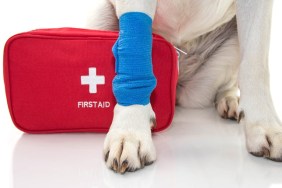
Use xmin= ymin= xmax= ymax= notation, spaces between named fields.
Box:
xmin=173 ymin=46 xmax=187 ymax=73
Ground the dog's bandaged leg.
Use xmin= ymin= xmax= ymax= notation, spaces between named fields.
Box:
xmin=104 ymin=0 xmax=158 ymax=174
xmin=112 ymin=12 xmax=156 ymax=106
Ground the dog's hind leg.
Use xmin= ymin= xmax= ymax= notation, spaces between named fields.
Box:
xmin=177 ymin=18 xmax=240 ymax=119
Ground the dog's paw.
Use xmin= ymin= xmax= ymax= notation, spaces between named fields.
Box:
xmin=216 ymin=96 xmax=239 ymax=120
xmin=245 ymin=122 xmax=282 ymax=161
xmin=103 ymin=104 xmax=156 ymax=174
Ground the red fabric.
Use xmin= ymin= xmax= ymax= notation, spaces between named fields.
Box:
xmin=3 ymin=28 xmax=178 ymax=133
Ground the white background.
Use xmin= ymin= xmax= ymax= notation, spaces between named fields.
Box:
xmin=1 ymin=0 xmax=282 ymax=188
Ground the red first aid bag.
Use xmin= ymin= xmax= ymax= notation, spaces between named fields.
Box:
xmin=3 ymin=28 xmax=178 ymax=133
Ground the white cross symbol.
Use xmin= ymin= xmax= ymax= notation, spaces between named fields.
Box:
xmin=81 ymin=67 xmax=105 ymax=94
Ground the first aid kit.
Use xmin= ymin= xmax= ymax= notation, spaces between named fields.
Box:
xmin=3 ymin=28 xmax=178 ymax=133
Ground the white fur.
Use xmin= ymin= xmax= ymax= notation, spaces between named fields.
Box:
xmin=88 ymin=0 xmax=282 ymax=173
xmin=177 ymin=36 xmax=240 ymax=108
xmin=236 ymin=0 xmax=282 ymax=159
xmin=109 ymin=0 xmax=157 ymax=19
xmin=153 ymin=0 xmax=236 ymax=45
xmin=103 ymin=104 xmax=156 ymax=173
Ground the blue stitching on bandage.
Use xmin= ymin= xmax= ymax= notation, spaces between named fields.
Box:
xmin=112 ymin=12 xmax=157 ymax=106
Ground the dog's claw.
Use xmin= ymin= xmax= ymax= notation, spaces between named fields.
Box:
xmin=150 ymin=117 xmax=157 ymax=129
xmin=104 ymin=151 xmax=110 ymax=162
xmin=113 ymin=158 xmax=119 ymax=172
xmin=140 ymin=156 xmax=146 ymax=169
xmin=222 ymin=110 xmax=228 ymax=119
xmin=238 ymin=110 xmax=245 ymax=123
xmin=120 ymin=160 xmax=129 ymax=174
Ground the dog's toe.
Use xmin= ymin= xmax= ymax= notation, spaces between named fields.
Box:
xmin=103 ymin=104 xmax=156 ymax=174
xmin=104 ymin=131 xmax=156 ymax=173
xmin=246 ymin=123 xmax=282 ymax=162
xmin=216 ymin=96 xmax=239 ymax=120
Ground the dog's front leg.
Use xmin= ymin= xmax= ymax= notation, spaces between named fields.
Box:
xmin=236 ymin=0 xmax=282 ymax=161
xmin=104 ymin=0 xmax=158 ymax=173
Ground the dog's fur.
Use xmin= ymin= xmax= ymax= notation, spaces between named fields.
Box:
xmin=88 ymin=0 xmax=282 ymax=174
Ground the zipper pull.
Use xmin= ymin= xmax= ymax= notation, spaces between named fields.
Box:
xmin=174 ymin=46 xmax=187 ymax=56
xmin=173 ymin=46 xmax=187 ymax=73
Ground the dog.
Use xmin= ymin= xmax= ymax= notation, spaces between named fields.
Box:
xmin=88 ymin=0 xmax=282 ymax=174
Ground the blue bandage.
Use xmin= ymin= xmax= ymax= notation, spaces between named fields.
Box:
xmin=112 ymin=12 xmax=157 ymax=106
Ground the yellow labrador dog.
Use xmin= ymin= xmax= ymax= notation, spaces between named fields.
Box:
xmin=88 ymin=0 xmax=282 ymax=173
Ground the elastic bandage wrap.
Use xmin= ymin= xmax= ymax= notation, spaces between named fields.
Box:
xmin=112 ymin=12 xmax=157 ymax=106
